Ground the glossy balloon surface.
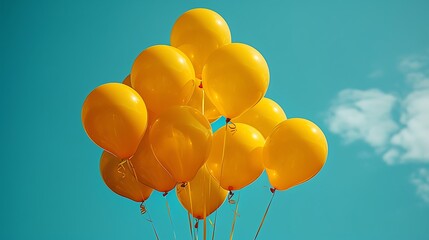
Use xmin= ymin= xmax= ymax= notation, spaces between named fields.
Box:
xmin=263 ymin=118 xmax=328 ymax=190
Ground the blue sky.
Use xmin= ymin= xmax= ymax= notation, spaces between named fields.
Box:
xmin=1 ymin=0 xmax=429 ymax=239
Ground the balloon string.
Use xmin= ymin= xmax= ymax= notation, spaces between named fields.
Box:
xmin=117 ymin=159 xmax=127 ymax=178
xmin=229 ymin=193 xmax=240 ymax=240
xmin=140 ymin=202 xmax=160 ymax=240
xmin=194 ymin=219 xmax=200 ymax=240
xmin=253 ymin=188 xmax=276 ymax=240
xmin=201 ymin=86 xmax=205 ymax=116
xmin=210 ymin=119 xmax=229 ymax=240
xmin=125 ymin=159 xmax=141 ymax=189
xmin=210 ymin=208 xmax=218 ymax=240
xmin=165 ymin=196 xmax=177 ymax=240
xmin=188 ymin=213 xmax=195 ymax=240
xmin=186 ymin=182 xmax=197 ymax=240
xmin=203 ymin=166 xmax=208 ymax=240
xmin=203 ymin=217 xmax=207 ymax=240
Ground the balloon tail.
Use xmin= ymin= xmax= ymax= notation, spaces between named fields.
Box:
xmin=229 ymin=193 xmax=240 ymax=240
xmin=253 ymin=188 xmax=276 ymax=240
xmin=188 ymin=212 xmax=195 ymax=240
xmin=165 ymin=196 xmax=177 ymax=240
xmin=140 ymin=202 xmax=160 ymax=240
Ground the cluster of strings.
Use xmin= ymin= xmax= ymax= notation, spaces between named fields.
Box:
xmin=133 ymin=93 xmax=276 ymax=239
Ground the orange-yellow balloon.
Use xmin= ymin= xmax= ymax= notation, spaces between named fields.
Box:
xmin=171 ymin=8 xmax=231 ymax=78
xmin=233 ymin=98 xmax=286 ymax=138
xmin=206 ymin=123 xmax=265 ymax=191
xmin=187 ymin=79 xmax=221 ymax=122
xmin=82 ymin=83 xmax=148 ymax=160
xmin=263 ymin=118 xmax=328 ymax=191
xmin=131 ymin=132 xmax=176 ymax=193
xmin=100 ymin=151 xmax=153 ymax=202
xmin=202 ymin=43 xmax=270 ymax=118
xmin=131 ymin=45 xmax=195 ymax=114
xmin=150 ymin=106 xmax=213 ymax=183
xmin=176 ymin=165 xmax=228 ymax=219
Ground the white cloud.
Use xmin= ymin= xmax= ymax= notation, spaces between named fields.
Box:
xmin=327 ymin=89 xmax=398 ymax=150
xmin=411 ymin=168 xmax=429 ymax=203
xmin=327 ymin=53 xmax=429 ymax=165
xmin=368 ymin=69 xmax=384 ymax=79
xmin=327 ymin=52 xmax=429 ymax=203
xmin=386 ymin=89 xmax=429 ymax=164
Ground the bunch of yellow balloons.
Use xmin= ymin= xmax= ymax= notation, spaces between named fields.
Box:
xmin=81 ymin=8 xmax=328 ymax=221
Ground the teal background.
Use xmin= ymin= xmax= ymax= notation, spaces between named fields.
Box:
xmin=1 ymin=0 xmax=429 ymax=239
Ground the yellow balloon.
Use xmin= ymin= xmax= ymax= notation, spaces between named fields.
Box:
xmin=202 ymin=43 xmax=270 ymax=118
xmin=171 ymin=8 xmax=231 ymax=78
xmin=100 ymin=151 xmax=153 ymax=202
xmin=187 ymin=78 xmax=221 ymax=122
xmin=150 ymin=106 xmax=213 ymax=183
xmin=232 ymin=98 xmax=287 ymax=138
xmin=263 ymin=118 xmax=328 ymax=191
xmin=206 ymin=123 xmax=265 ymax=191
xmin=131 ymin=131 xmax=176 ymax=193
xmin=82 ymin=83 xmax=148 ymax=160
xmin=131 ymin=45 xmax=195 ymax=114
xmin=176 ymin=165 xmax=228 ymax=219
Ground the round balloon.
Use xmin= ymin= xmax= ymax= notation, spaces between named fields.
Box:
xmin=131 ymin=131 xmax=176 ymax=193
xmin=171 ymin=8 xmax=231 ymax=78
xmin=150 ymin=106 xmax=213 ymax=183
xmin=131 ymin=45 xmax=195 ymax=114
xmin=176 ymin=165 xmax=228 ymax=219
xmin=233 ymin=97 xmax=286 ymax=138
xmin=82 ymin=83 xmax=148 ymax=160
xmin=100 ymin=151 xmax=152 ymax=202
xmin=206 ymin=123 xmax=265 ymax=191
xmin=263 ymin=118 xmax=328 ymax=191
xmin=187 ymin=78 xmax=221 ymax=122
xmin=202 ymin=43 xmax=270 ymax=118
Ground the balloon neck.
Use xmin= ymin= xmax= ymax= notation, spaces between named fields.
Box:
xmin=162 ymin=192 xmax=168 ymax=197
xmin=270 ymin=187 xmax=276 ymax=194
xmin=226 ymin=118 xmax=231 ymax=123
xmin=198 ymin=81 xmax=203 ymax=88
xmin=194 ymin=219 xmax=199 ymax=228
xmin=180 ymin=182 xmax=188 ymax=188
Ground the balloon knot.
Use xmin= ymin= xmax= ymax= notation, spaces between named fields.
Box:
xmin=140 ymin=202 xmax=147 ymax=215
xmin=181 ymin=182 xmax=188 ymax=188
xmin=226 ymin=118 xmax=231 ymax=123
xmin=270 ymin=188 xmax=276 ymax=194
xmin=198 ymin=82 xmax=203 ymax=88
xmin=228 ymin=190 xmax=236 ymax=204
xmin=194 ymin=219 xmax=199 ymax=228
xmin=162 ymin=192 xmax=168 ymax=197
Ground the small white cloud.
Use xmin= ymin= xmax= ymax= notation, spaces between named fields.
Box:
xmin=399 ymin=55 xmax=428 ymax=72
xmin=327 ymin=89 xmax=398 ymax=150
xmin=411 ymin=168 xmax=429 ymax=203
xmin=368 ymin=69 xmax=384 ymax=79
